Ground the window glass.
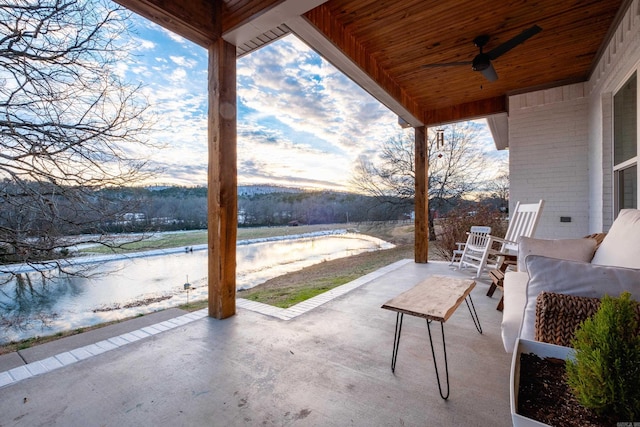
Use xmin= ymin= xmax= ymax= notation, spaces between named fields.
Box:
xmin=617 ymin=165 xmax=638 ymax=210
xmin=614 ymin=73 xmax=637 ymax=165
xmin=614 ymin=73 xmax=638 ymax=214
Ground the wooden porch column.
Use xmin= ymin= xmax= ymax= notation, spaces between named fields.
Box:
xmin=414 ymin=126 xmax=429 ymax=263
xmin=207 ymin=36 xmax=237 ymax=319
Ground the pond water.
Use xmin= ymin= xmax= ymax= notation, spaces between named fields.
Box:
xmin=0 ymin=231 xmax=393 ymax=344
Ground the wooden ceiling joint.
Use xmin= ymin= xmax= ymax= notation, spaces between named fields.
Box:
xmin=113 ymin=0 xmax=220 ymax=47
xmin=304 ymin=3 xmax=424 ymax=125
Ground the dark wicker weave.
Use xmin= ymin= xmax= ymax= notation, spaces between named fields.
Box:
xmin=534 ymin=291 xmax=601 ymax=347
xmin=535 ymin=290 xmax=640 ymax=347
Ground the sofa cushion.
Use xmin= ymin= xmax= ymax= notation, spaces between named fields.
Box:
xmin=592 ymin=209 xmax=640 ymax=268
xmin=520 ymin=255 xmax=640 ymax=342
xmin=517 ymin=237 xmax=597 ymax=273
xmin=501 ymin=271 xmax=529 ymax=352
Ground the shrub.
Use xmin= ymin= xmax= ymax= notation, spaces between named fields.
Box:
xmin=432 ymin=204 xmax=507 ymax=261
xmin=566 ymin=292 xmax=640 ymax=421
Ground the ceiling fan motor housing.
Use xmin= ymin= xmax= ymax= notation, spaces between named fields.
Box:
xmin=472 ymin=35 xmax=491 ymax=71
xmin=472 ymin=53 xmax=491 ymax=71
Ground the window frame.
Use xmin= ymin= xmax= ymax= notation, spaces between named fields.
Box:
xmin=613 ymin=71 xmax=639 ymax=216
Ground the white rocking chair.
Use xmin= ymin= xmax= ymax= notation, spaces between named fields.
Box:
xmin=458 ymin=200 xmax=545 ymax=278
xmin=452 ymin=226 xmax=492 ymax=266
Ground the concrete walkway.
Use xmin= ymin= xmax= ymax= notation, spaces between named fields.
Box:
xmin=0 ymin=260 xmax=512 ymax=426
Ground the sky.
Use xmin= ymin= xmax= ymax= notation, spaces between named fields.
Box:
xmin=122 ymin=13 xmax=506 ymax=192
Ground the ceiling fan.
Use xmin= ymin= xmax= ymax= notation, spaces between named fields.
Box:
xmin=423 ymin=25 xmax=542 ymax=82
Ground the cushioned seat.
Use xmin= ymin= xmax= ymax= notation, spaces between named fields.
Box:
xmin=501 ymin=208 xmax=640 ymax=352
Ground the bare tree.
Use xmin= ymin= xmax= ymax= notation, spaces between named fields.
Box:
xmin=0 ymin=0 xmax=157 ymax=271
xmin=351 ymin=122 xmax=488 ymax=238
xmin=484 ymin=171 xmax=510 ymax=213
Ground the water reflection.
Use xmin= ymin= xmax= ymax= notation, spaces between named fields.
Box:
xmin=0 ymin=232 xmax=392 ymax=343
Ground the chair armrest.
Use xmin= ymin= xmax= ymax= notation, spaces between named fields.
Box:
xmin=487 ymin=235 xmax=516 ymax=246
xmin=486 ymin=235 xmax=518 ymax=255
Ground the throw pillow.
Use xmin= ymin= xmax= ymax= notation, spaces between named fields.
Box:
xmin=520 ymin=255 xmax=640 ymax=341
xmin=534 ymin=291 xmax=601 ymax=347
xmin=517 ymin=237 xmax=597 ymax=273
xmin=591 ymin=208 xmax=640 ymax=268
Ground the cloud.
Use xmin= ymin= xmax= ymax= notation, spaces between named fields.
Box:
xmin=122 ymin=17 xmax=500 ymax=191
xmin=131 ymin=36 xmax=155 ymax=51
xmin=169 ymin=56 xmax=198 ymax=68
xmin=236 ymin=35 xmax=401 ymax=163
xmin=168 ymin=67 xmax=188 ymax=83
xmin=113 ymin=62 xmax=129 ymax=78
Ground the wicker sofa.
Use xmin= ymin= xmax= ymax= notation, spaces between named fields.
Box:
xmin=501 ymin=208 xmax=640 ymax=352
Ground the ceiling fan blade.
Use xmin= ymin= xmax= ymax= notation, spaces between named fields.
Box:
xmin=480 ymin=61 xmax=498 ymax=82
xmin=422 ymin=61 xmax=471 ymax=68
xmin=487 ymin=25 xmax=542 ymax=60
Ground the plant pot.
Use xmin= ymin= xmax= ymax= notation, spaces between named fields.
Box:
xmin=510 ymin=338 xmax=575 ymax=427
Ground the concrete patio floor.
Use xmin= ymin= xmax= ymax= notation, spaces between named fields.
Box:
xmin=0 ymin=260 xmax=512 ymax=426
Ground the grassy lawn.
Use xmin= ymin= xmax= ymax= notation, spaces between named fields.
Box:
xmin=237 ymin=244 xmax=415 ymax=308
xmin=81 ymin=224 xmax=350 ymax=254
xmin=83 ymin=231 xmax=208 ymax=254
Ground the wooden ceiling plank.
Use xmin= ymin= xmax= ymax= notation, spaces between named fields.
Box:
xmin=423 ymin=96 xmax=507 ymax=126
xmin=310 ymin=0 xmax=624 ymax=112
xmin=117 ymin=0 xmax=626 ymax=122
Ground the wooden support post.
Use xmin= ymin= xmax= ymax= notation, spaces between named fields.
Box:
xmin=207 ymin=36 xmax=237 ymax=319
xmin=414 ymin=126 xmax=429 ymax=263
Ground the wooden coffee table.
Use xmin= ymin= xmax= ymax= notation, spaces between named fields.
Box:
xmin=381 ymin=275 xmax=482 ymax=400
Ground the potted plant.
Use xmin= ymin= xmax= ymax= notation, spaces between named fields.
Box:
xmin=566 ymin=291 xmax=640 ymax=422
xmin=511 ymin=292 xmax=640 ymax=426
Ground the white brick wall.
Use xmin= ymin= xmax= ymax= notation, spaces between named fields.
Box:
xmin=509 ymin=85 xmax=589 ymax=239
xmin=587 ymin=0 xmax=640 ymax=231
xmin=509 ymin=0 xmax=640 ymax=235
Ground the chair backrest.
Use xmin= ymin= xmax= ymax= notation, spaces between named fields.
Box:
xmin=467 ymin=226 xmax=492 ymax=248
xmin=502 ymin=200 xmax=545 ymax=251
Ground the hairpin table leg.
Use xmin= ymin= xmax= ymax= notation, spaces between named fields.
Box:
xmin=465 ymin=296 xmax=483 ymax=334
xmin=426 ymin=319 xmax=449 ymax=400
xmin=391 ymin=312 xmax=403 ymax=373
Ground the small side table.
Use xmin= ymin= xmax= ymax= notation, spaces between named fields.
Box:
xmin=381 ymin=275 xmax=482 ymax=400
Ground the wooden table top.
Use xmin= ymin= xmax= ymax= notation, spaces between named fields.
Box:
xmin=381 ymin=275 xmax=476 ymax=322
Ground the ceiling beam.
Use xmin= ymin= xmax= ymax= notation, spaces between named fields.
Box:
xmin=487 ymin=113 xmax=509 ymax=150
xmin=223 ymin=0 xmax=328 ymax=47
xmin=302 ymin=4 xmax=423 ymax=127
xmin=423 ymin=96 xmax=507 ymax=127
xmin=113 ymin=0 xmax=218 ymax=47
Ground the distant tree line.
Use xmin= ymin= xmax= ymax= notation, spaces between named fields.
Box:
xmin=0 ymin=180 xmax=507 ymax=266
xmin=238 ymin=190 xmax=411 ymax=226
xmin=102 ymin=186 xmax=413 ymax=231
xmin=0 ymin=184 xmax=415 ymax=264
